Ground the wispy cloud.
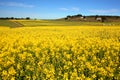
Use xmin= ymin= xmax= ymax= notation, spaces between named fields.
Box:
xmin=59 ymin=8 xmax=69 ymax=11
xmin=59 ymin=7 xmax=80 ymax=11
xmin=88 ymin=9 xmax=119 ymax=14
xmin=0 ymin=2 xmax=34 ymax=8
xmin=71 ymin=7 xmax=80 ymax=11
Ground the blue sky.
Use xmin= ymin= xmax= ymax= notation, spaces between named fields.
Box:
xmin=0 ymin=0 xmax=120 ymax=19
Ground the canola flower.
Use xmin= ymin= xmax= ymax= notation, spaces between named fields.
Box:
xmin=0 ymin=26 xmax=120 ymax=80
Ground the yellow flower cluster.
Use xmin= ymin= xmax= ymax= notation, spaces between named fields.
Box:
xmin=0 ymin=26 xmax=120 ymax=80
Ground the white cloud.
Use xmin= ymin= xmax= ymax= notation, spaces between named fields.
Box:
xmin=60 ymin=7 xmax=80 ymax=11
xmin=88 ymin=9 xmax=119 ymax=14
xmin=71 ymin=7 xmax=80 ymax=11
xmin=0 ymin=2 xmax=34 ymax=8
xmin=59 ymin=8 xmax=69 ymax=11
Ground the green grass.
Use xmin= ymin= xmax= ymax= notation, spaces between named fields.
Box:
xmin=16 ymin=20 xmax=120 ymax=27
xmin=16 ymin=20 xmax=103 ymax=26
xmin=0 ymin=20 xmax=120 ymax=27
xmin=0 ymin=20 xmax=23 ymax=27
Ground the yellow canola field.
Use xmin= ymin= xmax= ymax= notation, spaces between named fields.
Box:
xmin=0 ymin=26 xmax=120 ymax=80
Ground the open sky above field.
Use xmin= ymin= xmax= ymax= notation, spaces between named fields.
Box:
xmin=0 ymin=0 xmax=120 ymax=19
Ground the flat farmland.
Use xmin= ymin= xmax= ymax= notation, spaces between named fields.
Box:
xmin=0 ymin=20 xmax=120 ymax=80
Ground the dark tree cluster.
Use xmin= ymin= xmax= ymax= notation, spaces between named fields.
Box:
xmin=66 ymin=14 xmax=82 ymax=18
xmin=65 ymin=14 xmax=83 ymax=20
xmin=0 ymin=17 xmax=31 ymax=20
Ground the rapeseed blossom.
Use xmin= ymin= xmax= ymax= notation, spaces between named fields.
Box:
xmin=0 ymin=26 xmax=120 ymax=79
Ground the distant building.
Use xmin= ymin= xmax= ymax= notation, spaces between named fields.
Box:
xmin=96 ymin=17 xmax=102 ymax=21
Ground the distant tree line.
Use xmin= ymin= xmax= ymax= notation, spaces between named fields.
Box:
xmin=65 ymin=14 xmax=120 ymax=22
xmin=0 ymin=17 xmax=31 ymax=20
xmin=65 ymin=14 xmax=83 ymax=20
